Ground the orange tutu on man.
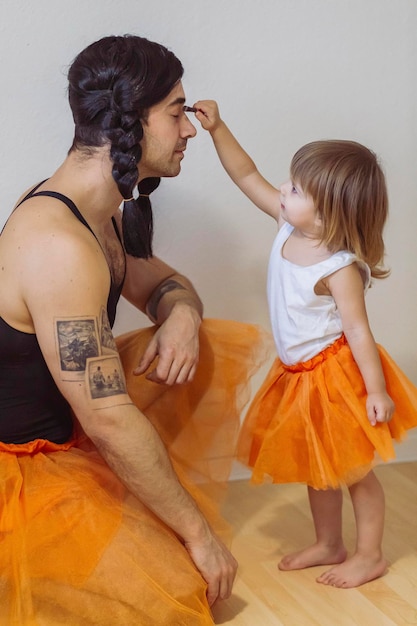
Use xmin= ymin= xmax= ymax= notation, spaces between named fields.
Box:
xmin=0 ymin=319 xmax=267 ymax=626
xmin=238 ymin=335 xmax=417 ymax=490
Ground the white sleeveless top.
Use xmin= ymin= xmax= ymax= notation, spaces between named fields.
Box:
xmin=267 ymin=222 xmax=371 ymax=365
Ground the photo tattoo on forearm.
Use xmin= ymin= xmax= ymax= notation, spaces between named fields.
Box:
xmin=147 ymin=279 xmax=186 ymax=320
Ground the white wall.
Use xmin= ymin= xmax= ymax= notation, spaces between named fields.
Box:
xmin=1 ymin=0 xmax=416 ymax=461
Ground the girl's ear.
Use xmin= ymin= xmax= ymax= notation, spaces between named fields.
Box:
xmin=314 ymin=210 xmax=323 ymax=227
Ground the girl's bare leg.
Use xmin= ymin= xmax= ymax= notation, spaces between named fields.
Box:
xmin=279 ymin=486 xmax=347 ymax=570
xmin=317 ymin=471 xmax=388 ymax=588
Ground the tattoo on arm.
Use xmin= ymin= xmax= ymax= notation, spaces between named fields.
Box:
xmin=100 ymin=307 xmax=118 ymax=353
xmin=56 ymin=314 xmax=129 ymax=404
xmin=56 ymin=308 xmax=119 ymax=386
xmin=146 ymin=279 xmax=186 ymax=321
xmin=57 ymin=318 xmax=100 ymax=378
xmin=55 ymin=307 xmax=132 ymax=409
xmin=87 ymin=355 xmax=127 ymax=401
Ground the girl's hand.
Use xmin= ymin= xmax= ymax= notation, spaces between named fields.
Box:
xmin=366 ymin=392 xmax=395 ymax=425
xmin=193 ymin=100 xmax=221 ymax=132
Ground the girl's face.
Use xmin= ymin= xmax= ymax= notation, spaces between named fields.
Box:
xmin=279 ymin=179 xmax=321 ymax=234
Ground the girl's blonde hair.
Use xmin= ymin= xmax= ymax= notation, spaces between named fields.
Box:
xmin=290 ymin=140 xmax=389 ymax=279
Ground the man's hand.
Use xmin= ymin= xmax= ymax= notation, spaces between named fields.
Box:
xmin=184 ymin=533 xmax=238 ymax=606
xmin=134 ymin=302 xmax=201 ymax=385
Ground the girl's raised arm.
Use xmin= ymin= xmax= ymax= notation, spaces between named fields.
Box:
xmin=194 ymin=100 xmax=280 ymax=221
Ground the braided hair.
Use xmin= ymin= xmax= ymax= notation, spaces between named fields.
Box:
xmin=67 ymin=35 xmax=184 ymax=257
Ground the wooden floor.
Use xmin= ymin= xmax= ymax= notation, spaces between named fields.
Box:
xmin=211 ymin=462 xmax=417 ymax=626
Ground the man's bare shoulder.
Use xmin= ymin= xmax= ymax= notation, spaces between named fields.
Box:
xmin=5 ymin=194 xmax=86 ymax=238
xmin=0 ymin=196 xmax=109 ymax=316
xmin=3 ymin=195 xmax=103 ymax=265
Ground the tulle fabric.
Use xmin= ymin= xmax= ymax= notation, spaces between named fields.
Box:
xmin=0 ymin=319 xmax=268 ymax=626
xmin=238 ymin=335 xmax=417 ymax=490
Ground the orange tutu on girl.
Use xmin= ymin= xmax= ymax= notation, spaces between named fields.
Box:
xmin=238 ymin=335 xmax=417 ymax=490
xmin=0 ymin=319 xmax=267 ymax=626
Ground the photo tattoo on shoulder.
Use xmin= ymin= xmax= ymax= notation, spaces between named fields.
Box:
xmin=147 ymin=278 xmax=186 ymax=320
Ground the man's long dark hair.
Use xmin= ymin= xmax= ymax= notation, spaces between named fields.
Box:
xmin=67 ymin=35 xmax=184 ymax=257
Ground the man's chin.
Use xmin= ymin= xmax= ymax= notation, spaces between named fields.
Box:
xmin=143 ymin=161 xmax=182 ymax=179
xmin=161 ymin=165 xmax=182 ymax=178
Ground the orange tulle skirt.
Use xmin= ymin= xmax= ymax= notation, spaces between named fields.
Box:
xmin=0 ymin=319 xmax=267 ymax=626
xmin=238 ymin=335 xmax=417 ymax=490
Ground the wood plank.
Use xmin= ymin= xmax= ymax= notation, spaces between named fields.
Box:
xmin=211 ymin=462 xmax=417 ymax=625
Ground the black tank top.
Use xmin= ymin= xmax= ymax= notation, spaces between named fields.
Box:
xmin=0 ymin=186 xmax=126 ymax=444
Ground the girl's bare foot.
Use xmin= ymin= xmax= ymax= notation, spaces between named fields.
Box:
xmin=278 ymin=542 xmax=347 ymax=571
xmin=316 ymin=553 xmax=388 ymax=588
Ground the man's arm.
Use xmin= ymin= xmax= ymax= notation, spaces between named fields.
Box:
xmin=22 ymin=225 xmax=236 ymax=606
xmin=86 ymin=401 xmax=236 ymax=604
xmin=122 ymin=253 xmax=204 ymax=384
xmin=121 ymin=253 xmax=203 ymax=320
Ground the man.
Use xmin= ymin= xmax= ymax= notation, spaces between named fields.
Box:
xmin=0 ymin=35 xmax=251 ymax=625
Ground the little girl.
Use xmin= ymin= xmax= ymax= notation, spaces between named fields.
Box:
xmin=193 ymin=100 xmax=417 ymax=588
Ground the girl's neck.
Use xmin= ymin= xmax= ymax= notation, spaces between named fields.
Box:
xmin=283 ymin=227 xmax=331 ymax=267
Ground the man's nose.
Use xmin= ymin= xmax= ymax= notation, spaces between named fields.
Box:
xmin=181 ymin=116 xmax=197 ymax=138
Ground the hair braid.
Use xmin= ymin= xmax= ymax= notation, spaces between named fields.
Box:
xmin=68 ymin=34 xmax=184 ymax=258
xmin=122 ymin=177 xmax=160 ymax=258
